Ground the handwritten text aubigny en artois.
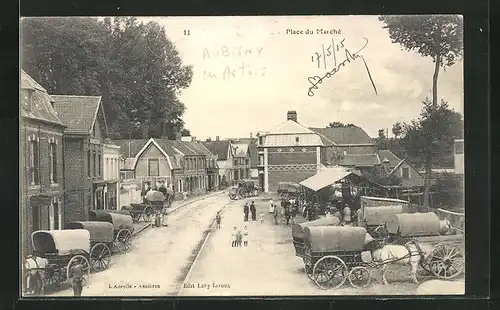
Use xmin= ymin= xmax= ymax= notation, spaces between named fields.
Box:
xmin=202 ymin=46 xmax=266 ymax=81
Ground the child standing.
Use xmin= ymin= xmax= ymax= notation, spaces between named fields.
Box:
xmin=236 ymin=228 xmax=242 ymax=247
xmin=243 ymin=226 xmax=248 ymax=247
xmin=260 ymin=212 xmax=264 ymax=223
xmin=231 ymin=226 xmax=237 ymax=247
xmin=216 ymin=211 xmax=222 ymax=229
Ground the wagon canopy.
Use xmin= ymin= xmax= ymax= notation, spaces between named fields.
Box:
xmin=362 ymin=205 xmax=403 ymax=226
xmin=65 ymin=221 xmax=114 ymax=243
xmin=32 ymin=229 xmax=90 ymax=255
xmin=238 ymin=179 xmax=255 ymax=187
xmin=386 ymin=212 xmax=440 ymax=237
xmin=303 ymin=226 xmax=367 ymax=252
xmin=278 ymin=182 xmax=300 ymax=192
xmin=291 ymin=217 xmax=340 ymax=239
xmin=91 ymin=211 xmax=133 ymax=232
xmin=146 ymin=190 xmax=166 ymax=202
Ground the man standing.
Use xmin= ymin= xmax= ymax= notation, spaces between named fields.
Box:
xmin=343 ymin=204 xmax=352 ymax=225
xmin=250 ymin=201 xmax=257 ymax=221
xmin=243 ymin=203 xmax=250 ymax=222
xmin=273 ymin=204 xmax=279 ymax=225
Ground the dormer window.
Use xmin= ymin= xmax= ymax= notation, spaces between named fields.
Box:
xmin=295 ymin=137 xmax=300 ymax=143
xmin=21 ymin=89 xmax=33 ymax=111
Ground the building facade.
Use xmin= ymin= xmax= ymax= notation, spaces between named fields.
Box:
xmin=21 ymin=70 xmax=66 ymax=256
xmin=230 ymin=142 xmax=251 ymax=183
xmin=257 ymin=111 xmax=324 ymax=192
xmin=202 ymin=139 xmax=234 ymax=188
xmin=103 ymin=140 xmax=121 ymax=209
xmin=52 ymin=95 xmax=109 ymax=222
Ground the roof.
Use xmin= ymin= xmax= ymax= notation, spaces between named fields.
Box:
xmin=338 ymin=154 xmax=381 ymax=166
xmin=113 ymin=139 xmax=151 ymax=158
xmin=51 ymin=95 xmax=106 ymax=135
xmin=168 ymin=140 xmax=198 ymax=156
xmin=231 ymin=143 xmax=249 ymax=157
xmin=309 ymin=127 xmax=375 ymax=145
xmin=20 ymin=70 xmax=65 ymax=127
xmin=269 ymin=120 xmax=318 ymax=135
xmin=378 ymin=150 xmax=402 ymax=168
xmin=202 ymin=140 xmax=231 ymax=160
xmin=181 ymin=141 xmax=213 ymax=156
xmin=299 ymin=167 xmax=359 ymax=191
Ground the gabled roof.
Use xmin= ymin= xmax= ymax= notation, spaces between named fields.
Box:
xmin=231 ymin=143 xmax=249 ymax=157
xmin=20 ymin=70 xmax=65 ymax=127
xmin=378 ymin=150 xmax=402 ymax=168
xmin=190 ymin=142 xmax=214 ymax=157
xmin=338 ymin=154 xmax=381 ymax=166
xmin=309 ymin=127 xmax=375 ymax=145
xmin=131 ymin=138 xmax=174 ymax=170
xmin=168 ymin=140 xmax=198 ymax=156
xmin=300 ymin=167 xmax=361 ymax=191
xmin=268 ymin=120 xmax=318 ymax=135
xmin=113 ymin=139 xmax=151 ymax=158
xmin=51 ymin=95 xmax=107 ymax=135
xmin=202 ymin=140 xmax=231 ymax=160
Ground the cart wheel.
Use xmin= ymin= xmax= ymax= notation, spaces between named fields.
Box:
xmin=143 ymin=206 xmax=154 ymax=222
xmin=229 ymin=193 xmax=236 ymax=200
xmin=427 ymin=242 xmax=464 ymax=279
xmin=66 ymin=255 xmax=90 ymax=286
xmin=312 ymin=256 xmax=348 ymax=290
xmin=305 ymin=264 xmax=314 ymax=280
xmin=90 ymin=243 xmax=111 ymax=272
xmin=348 ymin=266 xmax=371 ymax=288
xmin=116 ymin=229 xmax=133 ymax=252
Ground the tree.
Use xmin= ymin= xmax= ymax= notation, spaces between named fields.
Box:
xmin=392 ymin=122 xmax=403 ymax=138
xmin=379 ymin=15 xmax=463 ymax=108
xmin=180 ymin=129 xmax=191 ymax=136
xmin=327 ymin=122 xmax=357 ymax=128
xmin=21 ymin=17 xmax=193 ymax=139
xmin=400 ymin=98 xmax=463 ymax=208
xmin=378 ymin=129 xmax=386 ymax=139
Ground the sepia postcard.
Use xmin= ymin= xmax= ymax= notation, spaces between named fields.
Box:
xmin=20 ymin=15 xmax=465 ymax=297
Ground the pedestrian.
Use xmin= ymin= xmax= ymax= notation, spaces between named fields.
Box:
xmin=284 ymin=205 xmax=291 ymax=225
xmin=70 ymin=264 xmax=84 ymax=297
xmin=269 ymin=199 xmax=274 ymax=213
xmin=290 ymin=204 xmax=297 ymax=224
xmin=154 ymin=209 xmax=162 ymax=228
xmin=260 ymin=211 xmax=264 ymax=223
xmin=215 ymin=211 xmax=222 ymax=229
xmin=236 ymin=227 xmax=243 ymax=247
xmin=343 ymin=204 xmax=352 ymax=225
xmin=231 ymin=226 xmax=237 ymax=247
xmin=243 ymin=226 xmax=248 ymax=247
xmin=250 ymin=201 xmax=257 ymax=221
xmin=273 ymin=204 xmax=279 ymax=225
xmin=243 ymin=203 xmax=249 ymax=222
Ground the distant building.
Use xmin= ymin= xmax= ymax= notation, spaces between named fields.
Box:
xmin=103 ymin=139 xmax=121 ymax=209
xmin=52 ymin=95 xmax=109 ymax=222
xmin=20 ymin=70 xmax=66 ymax=256
xmin=454 ymin=139 xmax=464 ymax=174
xmin=230 ymin=142 xmax=251 ymax=183
xmin=202 ymin=138 xmax=235 ymax=187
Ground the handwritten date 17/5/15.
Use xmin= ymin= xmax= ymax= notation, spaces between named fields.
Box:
xmin=307 ymin=37 xmax=378 ymax=97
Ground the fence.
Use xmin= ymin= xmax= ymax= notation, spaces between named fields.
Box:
xmin=435 ymin=208 xmax=465 ymax=233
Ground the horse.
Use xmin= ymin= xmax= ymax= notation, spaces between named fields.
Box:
xmin=371 ymin=241 xmax=434 ymax=285
xmin=439 ymin=218 xmax=452 ymax=235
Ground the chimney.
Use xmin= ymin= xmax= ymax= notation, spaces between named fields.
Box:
xmin=250 ymin=132 xmax=253 ymax=139
xmin=216 ymin=136 xmax=220 ymax=141
xmin=287 ymin=110 xmax=297 ymax=122
xmin=191 ymin=136 xmax=196 ymax=142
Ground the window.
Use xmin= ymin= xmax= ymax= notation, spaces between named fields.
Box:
xmin=87 ymin=150 xmax=91 ymax=177
xmin=21 ymin=89 xmax=32 ymax=111
xmin=402 ymin=167 xmax=410 ymax=179
xmin=246 ymin=158 xmax=249 ymax=165
xmin=32 ymin=206 xmax=41 ymax=232
xmin=258 ymin=137 xmax=263 ymax=145
xmin=28 ymin=137 xmax=40 ymax=185
xmin=120 ymin=172 xmax=126 ymax=180
xmin=295 ymin=136 xmax=300 ymax=143
xmin=93 ymin=151 xmax=97 ymax=177
xmin=98 ymin=152 xmax=101 ymax=177
xmin=53 ymin=200 xmax=59 ymax=230
xmin=259 ymin=154 xmax=264 ymax=166
xmin=106 ymin=158 xmax=109 ymax=179
xmin=234 ymin=159 xmax=238 ymax=166
xmin=454 ymin=140 xmax=464 ymax=154
xmin=148 ymin=159 xmax=160 ymax=176
xmin=49 ymin=140 xmax=58 ymax=184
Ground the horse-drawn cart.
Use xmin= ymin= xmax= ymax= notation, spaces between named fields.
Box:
xmin=229 ymin=179 xmax=259 ymax=200
xmin=122 ymin=189 xmax=173 ymax=222
xmin=358 ymin=205 xmax=403 ymax=243
xmin=90 ymin=211 xmax=134 ymax=252
xmin=23 ymin=229 xmax=91 ymax=295
xmin=65 ymin=221 xmax=115 ymax=272
xmin=291 ymin=217 xmax=340 ymax=258
xmin=277 ymin=182 xmax=302 ymax=201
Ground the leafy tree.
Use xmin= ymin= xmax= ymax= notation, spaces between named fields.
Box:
xmin=400 ymin=98 xmax=463 ymax=208
xmin=21 ymin=17 xmax=193 ymax=139
xmin=327 ymin=122 xmax=357 ymax=128
xmin=180 ymin=129 xmax=191 ymax=136
xmin=378 ymin=15 xmax=463 ymax=111
xmin=378 ymin=129 xmax=386 ymax=139
xmin=392 ymin=122 xmax=403 ymax=138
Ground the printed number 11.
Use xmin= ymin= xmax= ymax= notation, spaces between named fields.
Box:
xmin=184 ymin=30 xmax=190 ymax=36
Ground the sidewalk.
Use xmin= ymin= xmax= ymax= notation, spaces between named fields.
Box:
xmin=132 ymin=189 xmax=227 ymax=236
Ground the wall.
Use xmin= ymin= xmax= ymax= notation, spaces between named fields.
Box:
xmin=134 ymin=143 xmax=172 ymax=181
xmin=21 ymin=120 xmax=65 ymax=256
xmin=268 ymin=170 xmax=317 ymax=192
xmin=267 ymin=146 xmax=317 ymax=165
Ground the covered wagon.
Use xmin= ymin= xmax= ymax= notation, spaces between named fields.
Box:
xmin=359 ymin=205 xmax=403 ymax=243
xmin=291 ymin=217 xmax=340 ymax=258
xmin=65 ymin=221 xmax=115 ymax=272
xmin=90 ymin=211 xmax=134 ymax=252
xmin=229 ymin=179 xmax=259 ymax=200
xmin=302 ymin=226 xmax=373 ymax=289
xmin=23 ymin=230 xmax=91 ymax=295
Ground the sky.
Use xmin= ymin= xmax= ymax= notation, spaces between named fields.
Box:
xmin=141 ymin=16 xmax=463 ymax=140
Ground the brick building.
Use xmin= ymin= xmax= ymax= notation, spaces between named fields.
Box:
xmin=20 ymin=70 xmax=66 ymax=256
xmin=52 ymin=95 xmax=109 ymax=222
xmin=257 ymin=111 xmax=324 ymax=192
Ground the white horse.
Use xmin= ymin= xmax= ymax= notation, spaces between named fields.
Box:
xmin=371 ymin=241 xmax=434 ymax=285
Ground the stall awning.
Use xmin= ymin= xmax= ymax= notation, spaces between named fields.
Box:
xmin=299 ymin=167 xmax=357 ymax=191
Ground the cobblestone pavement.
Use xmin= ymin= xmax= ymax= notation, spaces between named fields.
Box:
xmin=178 ymin=199 xmax=464 ymax=296
xmin=47 ymin=191 xmax=231 ymax=297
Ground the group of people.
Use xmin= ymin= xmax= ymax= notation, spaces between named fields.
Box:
xmin=243 ymin=201 xmax=263 ymax=222
xmin=231 ymin=226 xmax=249 ymax=247
xmin=324 ymin=203 xmax=353 ymax=225
xmin=268 ymin=198 xmax=299 ymax=225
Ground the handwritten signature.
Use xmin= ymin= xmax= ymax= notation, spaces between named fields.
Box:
xmin=307 ymin=37 xmax=378 ymax=97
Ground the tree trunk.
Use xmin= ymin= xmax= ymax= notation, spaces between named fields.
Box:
xmin=432 ymin=24 xmax=442 ymax=106
xmin=422 ymin=154 xmax=432 ymax=210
